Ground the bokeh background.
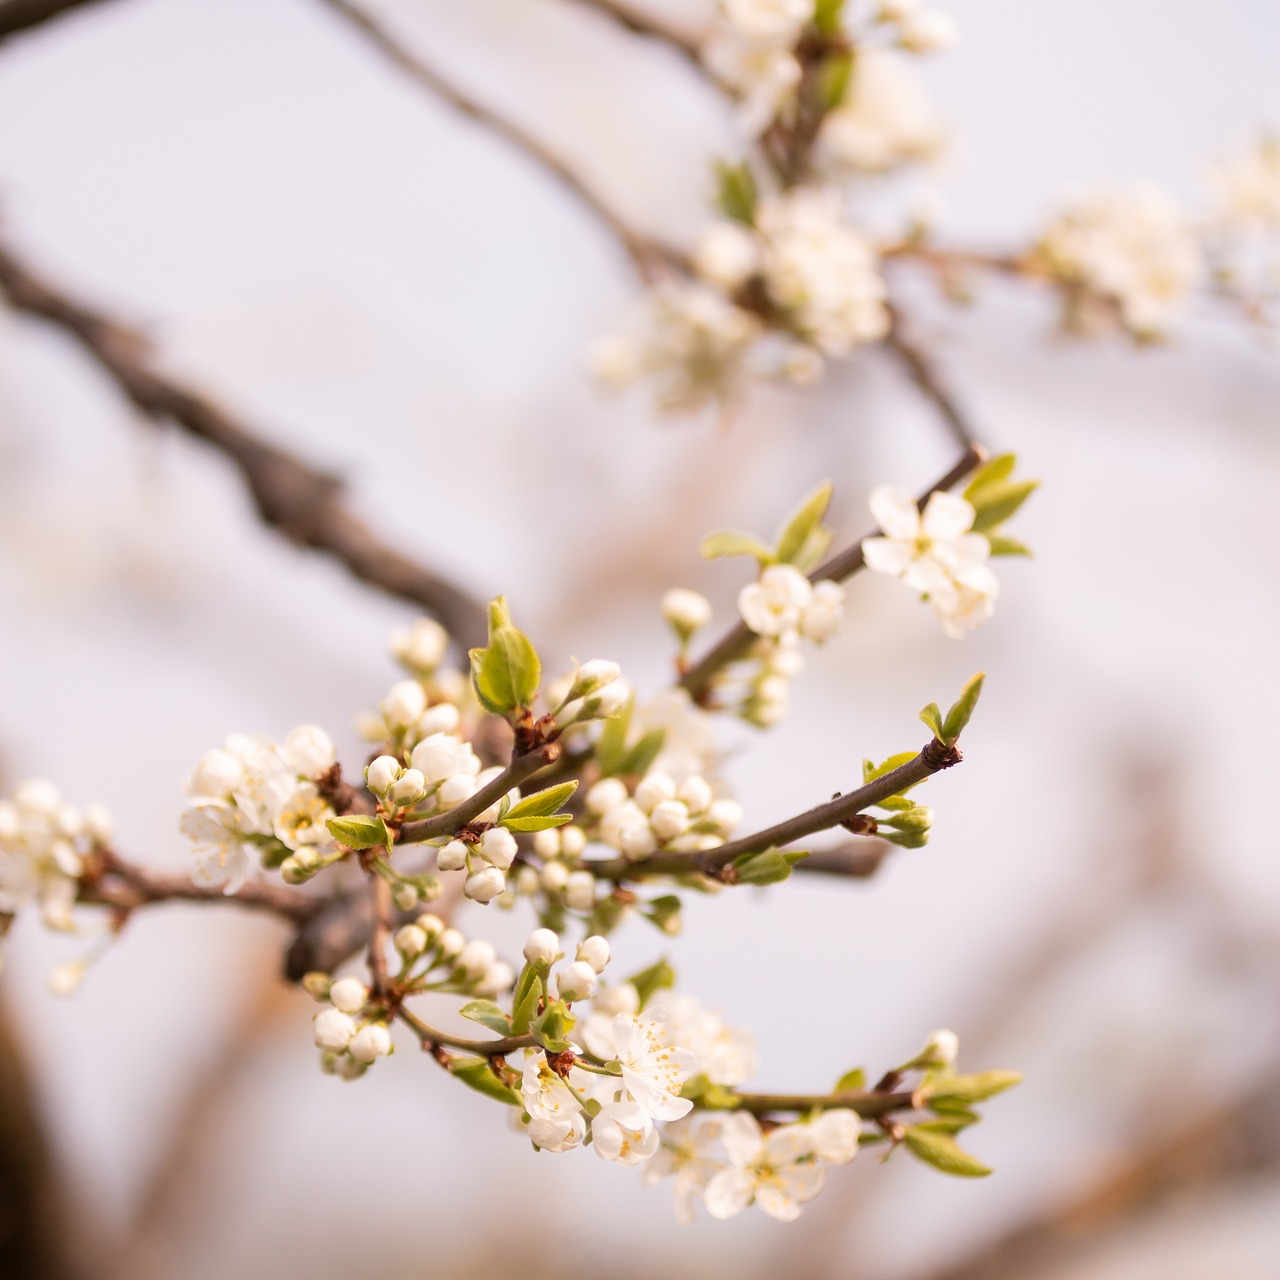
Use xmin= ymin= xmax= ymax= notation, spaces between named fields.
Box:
xmin=2 ymin=1 xmax=1279 ymax=1277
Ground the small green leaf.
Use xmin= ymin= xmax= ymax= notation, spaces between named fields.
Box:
xmin=962 ymin=453 xmax=1017 ymax=499
xmin=940 ymin=672 xmax=985 ymax=746
xmin=913 ymin=1115 xmax=978 ymax=1135
xmin=468 ymin=595 xmax=541 ymax=716
xmin=699 ymin=529 xmax=775 ymax=564
xmin=503 ymin=813 xmax=573 ymax=833
xmin=510 ymin=965 xmax=541 ymax=1035
xmin=918 ymin=702 xmax=944 ymax=739
xmin=815 ymin=48 xmax=853 ymax=111
xmin=813 ymin=0 xmax=846 ymax=35
xmin=986 ymin=534 xmax=1032 ymax=557
xmin=643 ymin=894 xmax=683 ymax=935
xmin=532 ymin=1001 xmax=574 ymax=1054
xmin=459 ymin=1000 xmax=512 ymax=1036
xmin=732 ymin=847 xmax=797 ymax=886
xmin=969 ymin=480 xmax=1039 ymax=534
xmin=451 ymin=1057 xmax=522 ymax=1106
xmin=903 ymin=1126 xmax=992 ymax=1177
xmin=627 ymin=957 xmax=676 ymax=1009
xmin=774 ymin=481 xmax=834 ymax=569
xmin=595 ymin=695 xmax=634 ymax=776
xmin=505 ymin=781 xmax=578 ymax=821
xmin=714 ymin=160 xmax=758 ymax=225
xmin=587 ymin=894 xmax=626 ymax=937
xmin=862 ymin=751 xmax=920 ymax=785
xmin=619 ymin=728 xmax=666 ymax=779
xmin=834 ymin=1067 xmax=866 ymax=1093
xmin=325 ymin=815 xmax=389 ymax=850
xmin=923 ymin=1070 xmax=1022 ymax=1105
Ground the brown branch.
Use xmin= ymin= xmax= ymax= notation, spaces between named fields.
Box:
xmin=727 ymin=1086 xmax=921 ymax=1120
xmin=0 ymin=0 xmax=109 ymax=41
xmin=0 ymin=234 xmax=489 ymax=649
xmin=678 ymin=444 xmax=987 ymax=702
xmin=791 ymin=838 xmax=895 ymax=880
xmin=590 ymin=737 xmax=961 ymax=881
xmin=367 ymin=867 xmax=393 ymax=997
xmin=557 ymin=0 xmax=703 ymax=67
xmin=883 ymin=307 xmax=976 ymax=451
xmin=316 ymin=0 xmax=677 ymax=283
xmin=397 ymin=1005 xmax=535 ymax=1058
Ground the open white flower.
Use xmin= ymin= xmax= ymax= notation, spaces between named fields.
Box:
xmin=521 ymin=1049 xmax=590 ymax=1152
xmin=862 ymin=487 xmax=998 ymax=638
xmin=597 ymin=1010 xmax=697 ymax=1124
xmin=642 ymin=1115 xmax=728 ymax=1222
xmin=273 ymin=782 xmax=337 ymax=852
xmin=592 ymin=1099 xmax=661 ymax=1165
xmin=180 ymin=801 xmax=254 ymax=894
xmin=800 ymin=1109 xmax=862 ymax=1164
xmin=663 ymin=993 xmax=758 ymax=1087
xmin=739 ymin=563 xmax=813 ymax=638
xmin=703 ymin=1111 xmax=825 ymax=1221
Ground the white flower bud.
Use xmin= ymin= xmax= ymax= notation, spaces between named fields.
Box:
xmin=365 ymin=755 xmax=401 ymax=795
xmin=437 ymin=928 xmax=464 ymax=960
xmin=394 ymin=924 xmax=428 ymax=958
xmin=15 ymin=779 xmax=59 ymax=815
xmin=417 ymin=702 xmax=461 ymax=737
xmin=435 ymin=839 xmax=469 ymax=872
xmin=634 ymin=772 xmax=676 ymax=814
xmin=386 ymin=769 xmax=424 ymax=807
xmin=661 ymin=587 xmax=713 ymax=639
xmin=84 ymin=803 xmax=113 ymax=844
xmin=676 ymin=776 xmax=713 ymax=815
xmin=438 ymin=774 xmax=477 ymax=808
xmin=574 ymin=659 xmax=621 ymax=696
xmin=692 ymin=222 xmax=760 ymax=290
xmin=382 ymin=680 xmax=428 ymax=730
xmin=349 ymin=1022 xmax=392 ymax=1063
xmin=649 ymin=799 xmax=690 ymax=842
xmin=393 ymin=883 xmax=420 ymax=912
xmin=354 ymin=711 xmax=388 ymax=742
xmin=800 ymin=579 xmax=845 ymax=645
xmin=619 ymin=823 xmax=658 ymax=860
xmin=479 ymin=826 xmax=518 ymax=871
xmin=586 ymin=777 xmax=629 ymax=816
xmin=925 ymin=1028 xmax=959 ymax=1067
xmin=334 ymin=1056 xmax=366 ymax=1080
xmin=475 ymin=961 xmax=515 ymax=996
xmin=53 ymin=805 xmax=83 ymax=839
xmin=576 ymin=935 xmax=610 ymax=974
xmin=0 ymin=801 xmax=18 ymax=841
xmin=465 ymin=866 xmax=506 ymax=903
xmin=531 ymin=828 xmax=561 ymax=858
xmin=415 ymin=913 xmax=444 ymax=942
xmin=540 ymin=860 xmax=570 ymax=892
xmin=188 ymin=749 xmax=243 ymax=800
xmin=589 ymin=678 xmax=631 ymax=718
xmin=514 ymin=865 xmax=539 ymax=895
xmin=707 ymin=799 xmax=744 ymax=834
xmin=283 ymin=725 xmax=336 ymax=778
xmin=328 ymin=977 xmax=368 ymax=1013
xmin=559 ymin=825 xmax=586 ymax=858
xmin=411 ymin=734 xmax=481 ymax=785
xmin=523 ymin=928 xmax=560 ymax=965
xmin=564 ymin=869 xmax=597 ymax=912
xmin=314 ymin=1007 xmax=357 ymax=1052
xmin=556 ymin=960 xmax=598 ymax=1002
xmin=458 ymin=939 xmax=497 ymax=979
xmin=390 ymin=617 xmax=448 ymax=672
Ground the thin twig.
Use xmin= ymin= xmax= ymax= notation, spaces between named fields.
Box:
xmin=590 ymin=737 xmax=961 ymax=880
xmin=678 ymin=444 xmax=986 ymax=702
xmin=728 ymin=1086 xmax=921 ymax=1119
xmin=0 ymin=0 xmax=108 ymax=41
xmin=883 ymin=308 xmax=976 ymax=451
xmin=317 ymin=0 xmax=677 ymax=282
xmin=0 ymin=234 xmax=489 ymax=648
xmin=397 ymin=1005 xmax=535 ymax=1057
xmin=557 ymin=0 xmax=704 ymax=67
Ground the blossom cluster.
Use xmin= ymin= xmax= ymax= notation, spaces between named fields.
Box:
xmin=585 ymin=772 xmax=743 ymax=862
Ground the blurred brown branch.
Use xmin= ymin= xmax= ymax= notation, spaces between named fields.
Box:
xmin=557 ymin=0 xmax=703 ymax=65
xmin=0 ymin=0 xmax=107 ymax=41
xmin=0 ymin=233 xmax=489 ymax=648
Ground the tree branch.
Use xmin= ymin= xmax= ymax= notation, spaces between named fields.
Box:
xmin=316 ymin=0 xmax=677 ymax=282
xmin=556 ymin=0 xmax=703 ymax=67
xmin=397 ymin=1004 xmax=535 ymax=1058
xmin=678 ymin=443 xmax=987 ymax=702
xmin=726 ymin=1086 xmax=921 ymax=1119
xmin=0 ymin=0 xmax=108 ymax=42
xmin=0 ymin=233 xmax=489 ymax=648
xmin=883 ymin=307 xmax=977 ymax=451
xmin=590 ymin=737 xmax=961 ymax=880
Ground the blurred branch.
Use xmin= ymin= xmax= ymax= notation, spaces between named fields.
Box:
xmin=0 ymin=233 xmax=489 ymax=648
xmin=318 ymin=0 xmax=680 ymax=282
xmin=0 ymin=0 xmax=108 ymax=41
xmin=678 ymin=443 xmax=987 ymax=702
xmin=557 ymin=0 xmax=703 ymax=66
xmin=883 ymin=306 xmax=977 ymax=451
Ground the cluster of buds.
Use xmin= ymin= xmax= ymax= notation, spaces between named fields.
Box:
xmin=0 ymin=780 xmax=111 ymax=930
xmin=586 ymin=773 xmax=742 ymax=862
xmin=438 ymin=825 xmax=519 ymax=903
xmin=309 ymin=974 xmax=393 ymax=1079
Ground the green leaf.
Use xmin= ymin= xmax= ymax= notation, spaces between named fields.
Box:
xmin=459 ymin=1000 xmax=512 ymax=1036
xmin=862 ymin=751 xmax=920 ymax=785
xmin=505 ymin=781 xmax=578 ymax=821
xmin=587 ymin=894 xmax=626 ymax=937
xmin=815 ymin=48 xmax=853 ymax=111
xmin=594 ymin=695 xmax=634 ymax=776
xmin=913 ymin=1115 xmax=978 ymax=1135
xmin=903 ymin=1126 xmax=992 ymax=1177
xmin=923 ymin=1070 xmax=1022 ymax=1105
xmin=940 ymin=672 xmax=985 ymax=746
xmin=627 ymin=957 xmax=676 ymax=1009
xmin=834 ymin=1067 xmax=866 ymax=1093
xmin=714 ymin=160 xmax=758 ymax=225
xmin=468 ymin=596 xmax=541 ymax=716
xmin=325 ymin=815 xmax=389 ymax=850
xmin=774 ymin=481 xmax=834 ymax=569
xmin=986 ymin=534 xmax=1032 ymax=557
xmin=619 ymin=728 xmax=666 ymax=779
xmin=732 ymin=847 xmax=800 ymax=886
xmin=510 ymin=965 xmax=541 ymax=1035
xmin=502 ymin=813 xmax=573 ymax=833
xmin=969 ymin=480 xmax=1039 ymax=534
xmin=918 ymin=702 xmax=944 ymax=739
xmin=962 ymin=453 xmax=1017 ymax=500
xmin=643 ymin=894 xmax=683 ymax=935
xmin=532 ymin=1001 xmax=575 ymax=1054
xmin=699 ymin=529 xmax=774 ymax=564
xmin=813 ymin=0 xmax=846 ymax=35
xmin=451 ymin=1057 xmax=522 ymax=1106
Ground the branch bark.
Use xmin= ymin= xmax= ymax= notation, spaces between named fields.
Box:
xmin=0 ymin=0 xmax=108 ymax=41
xmin=0 ymin=234 xmax=489 ymax=648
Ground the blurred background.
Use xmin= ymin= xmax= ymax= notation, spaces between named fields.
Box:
xmin=1 ymin=0 xmax=1278 ymax=1276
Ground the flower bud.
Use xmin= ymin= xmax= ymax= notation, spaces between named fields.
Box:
xmin=514 ymin=865 xmax=539 ymax=895
xmin=301 ymin=972 xmax=332 ymax=1001
xmin=465 ymin=866 xmax=506 ymax=903
xmin=394 ymin=924 xmax=428 ymax=958
xmin=586 ymin=777 xmax=628 ymax=816
xmin=619 ymin=823 xmax=658 ymax=860
xmin=540 ymin=860 xmax=569 ymax=892
xmin=411 ymin=733 xmax=480 ymax=785
xmin=348 ymin=1022 xmax=392 ymax=1063
xmin=390 ymin=769 xmax=427 ymax=807
xmin=676 ymin=775 xmax=713 ymax=815
xmin=475 ymin=961 xmax=515 ymax=996
xmin=899 ymin=9 xmax=958 ymax=53
xmin=707 ymin=799 xmax=744 ymax=834
xmin=634 ymin=772 xmax=676 ymax=815
xmin=649 ymin=799 xmax=690 ymax=842
xmin=479 ymin=826 xmax=518 ymax=871
xmin=283 ymin=725 xmax=336 ymax=778
xmin=328 ymin=976 xmax=369 ymax=1013
xmin=188 ymin=750 xmax=243 ymax=801
xmin=436 ymin=839 xmax=469 ymax=872
xmin=531 ymin=827 xmax=561 ymax=858
xmin=381 ymin=680 xmax=427 ymax=730
xmin=564 ymin=869 xmax=596 ymax=912
xmin=438 ymin=774 xmax=477 ymax=808
xmin=572 ymin=659 xmax=621 ymax=698
xmin=0 ymin=802 xmax=18 ymax=841
xmin=556 ymin=960 xmax=598 ymax=1002
xmin=458 ymin=938 xmax=497 ymax=979
xmin=335 ymin=1055 xmax=366 ymax=1081
xmin=393 ymin=883 xmax=420 ymax=912
xmin=692 ymin=222 xmax=760 ymax=290
xmin=417 ymin=702 xmax=461 ymax=737
xmin=415 ymin=913 xmax=444 ymax=942
xmin=588 ymin=679 xmax=631 ymax=718
xmin=365 ymin=755 xmax=401 ymax=795
xmin=576 ymin=935 xmax=610 ymax=974
xmin=314 ymin=1007 xmax=357 ymax=1052
xmin=523 ymin=928 xmax=560 ymax=966
xmin=437 ymin=928 xmax=464 ymax=960
xmin=661 ymin=587 xmax=713 ymax=640
xmin=390 ymin=617 xmax=448 ymax=672
xmin=923 ymin=1028 xmax=959 ymax=1067
xmin=559 ymin=825 xmax=586 ymax=858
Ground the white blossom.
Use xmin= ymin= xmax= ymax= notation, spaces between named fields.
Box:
xmin=703 ymin=1112 xmax=825 ymax=1220
xmin=663 ymin=993 xmax=758 ymax=1087
xmin=410 ymin=733 xmax=481 ymax=786
xmin=693 ymin=221 xmax=762 ymax=289
xmin=592 ymin=1099 xmax=662 ymax=1165
xmin=739 ymin=563 xmax=813 ymax=638
xmin=180 ymin=801 xmax=254 ymax=895
xmin=381 ymin=680 xmax=427 ymax=730
xmin=0 ymin=782 xmax=100 ymax=929
xmin=596 ymin=1010 xmax=696 ymax=1124
xmin=642 ymin=1115 xmax=728 ymax=1223
xmin=273 ymin=783 xmax=337 ymax=852
xmin=390 ymin=617 xmax=449 ymax=673
xmin=521 ymin=1049 xmax=590 ymax=1152
xmin=348 ymin=1022 xmax=392 ymax=1064
xmin=465 ymin=866 xmax=506 ymax=903
xmin=1212 ymin=135 xmax=1280 ymax=232
xmin=478 ymin=826 xmax=518 ymax=871
xmin=314 ymin=1007 xmax=357 ymax=1052
xmin=282 ymin=725 xmax=336 ymax=778
xmin=801 ymin=1109 xmax=862 ymax=1164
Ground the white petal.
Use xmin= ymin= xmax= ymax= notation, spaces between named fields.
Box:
xmin=719 ymin=1110 xmax=765 ymax=1167
xmin=861 ymin=536 xmax=913 ymax=576
xmin=869 ymin=486 xmax=921 ymax=540
xmin=921 ymin=491 xmax=976 ymax=542
xmin=703 ymin=1169 xmax=755 ymax=1220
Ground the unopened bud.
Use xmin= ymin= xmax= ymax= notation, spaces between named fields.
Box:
xmin=329 ymin=977 xmax=369 ymax=1014
xmin=365 ymin=755 xmax=401 ymax=795
xmin=523 ymin=928 xmax=560 ymax=966
xmin=394 ymin=924 xmax=428 ymax=958
xmin=661 ymin=588 xmax=712 ymax=641
xmin=349 ymin=1022 xmax=392 ymax=1063
xmin=314 ymin=1008 xmax=357 ymax=1052
xmin=576 ymin=935 xmax=610 ymax=974
xmin=464 ymin=866 xmax=506 ymax=903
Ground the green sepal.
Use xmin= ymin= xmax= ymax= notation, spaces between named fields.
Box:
xmin=834 ymin=1067 xmax=866 ymax=1093
xmin=700 ymin=529 xmax=775 ymax=565
xmin=773 ymin=480 xmax=834 ymax=572
xmin=451 ymin=1056 xmax=522 ymax=1106
xmin=922 ymin=1070 xmax=1022 ymax=1105
xmin=531 ymin=1000 xmax=575 ymax=1054
xmin=256 ymin=838 xmax=293 ymax=870
xmin=903 ymin=1126 xmax=992 ymax=1177
xmin=458 ymin=999 xmax=512 ymax=1036
xmin=325 ymin=815 xmax=390 ymax=851
xmin=509 ymin=965 xmax=541 ymax=1035
xmin=627 ymin=957 xmax=676 ymax=1009
xmin=940 ymin=672 xmax=985 ymax=746
xmin=714 ymin=160 xmax=758 ymax=225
